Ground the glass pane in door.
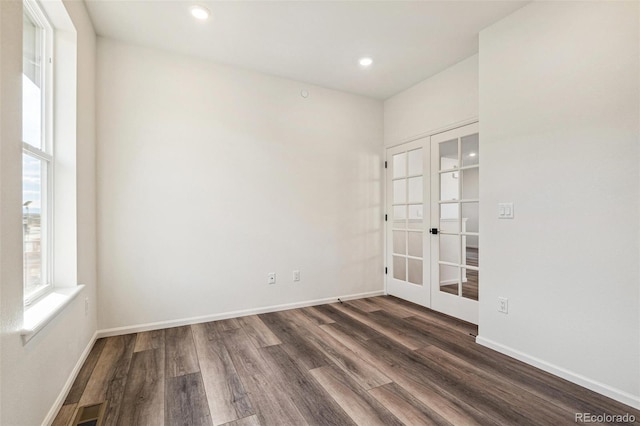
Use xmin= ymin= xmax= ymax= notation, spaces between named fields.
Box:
xmin=461 ymin=169 xmax=479 ymax=200
xmin=407 ymin=232 xmax=422 ymax=257
xmin=393 ymin=231 xmax=406 ymax=255
xmin=408 ymin=177 xmax=423 ymax=203
xmin=393 ymin=256 xmax=406 ymax=280
xmin=439 ymin=139 xmax=458 ymax=170
xmin=393 ymin=205 xmax=406 ymax=222
xmin=440 ymin=203 xmax=459 ymax=224
xmin=407 ymin=149 xmax=423 ymax=175
xmin=462 ymin=268 xmax=479 ymax=300
xmin=408 ymin=258 xmax=423 ymax=285
xmin=440 ymin=172 xmax=459 ymax=202
xmin=465 ymin=236 xmax=479 ymax=268
xmin=408 ymin=204 xmax=423 ymax=229
xmin=393 ymin=179 xmax=406 ymax=204
xmin=439 ymin=264 xmax=459 ymax=295
xmin=461 ymin=203 xmax=478 ymax=233
xmin=461 ymin=134 xmax=479 ymax=167
xmin=393 ymin=153 xmax=407 ymax=178
xmin=439 ymin=234 xmax=460 ymax=264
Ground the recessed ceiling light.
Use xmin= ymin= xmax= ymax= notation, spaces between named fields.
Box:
xmin=190 ymin=5 xmax=210 ymax=20
xmin=359 ymin=57 xmax=373 ymax=67
xmin=469 ymin=152 xmax=477 ymax=157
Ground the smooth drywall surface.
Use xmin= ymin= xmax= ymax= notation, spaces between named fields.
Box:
xmin=479 ymin=1 xmax=639 ymax=404
xmin=0 ymin=3 xmax=20 ymax=423
xmin=96 ymin=39 xmax=384 ymax=330
xmin=0 ymin=1 xmax=3 ymax=419
xmin=384 ymin=54 xmax=478 ymax=146
xmin=0 ymin=1 xmax=97 ymax=424
xmin=73 ymin=0 xmax=97 ymax=331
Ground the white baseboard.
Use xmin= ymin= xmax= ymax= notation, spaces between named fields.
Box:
xmin=42 ymin=330 xmax=99 ymax=426
xmin=97 ymin=290 xmax=385 ymax=338
xmin=476 ymin=336 xmax=640 ymax=410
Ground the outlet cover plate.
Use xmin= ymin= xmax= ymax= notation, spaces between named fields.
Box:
xmin=498 ymin=297 xmax=508 ymax=314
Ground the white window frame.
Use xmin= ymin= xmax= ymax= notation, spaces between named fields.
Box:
xmin=22 ymin=0 xmax=54 ymax=306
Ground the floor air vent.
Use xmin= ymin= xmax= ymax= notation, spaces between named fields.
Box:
xmin=72 ymin=402 xmax=106 ymax=426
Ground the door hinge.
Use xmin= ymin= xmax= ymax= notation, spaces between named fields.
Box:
xmin=384 ymin=214 xmax=388 ymax=221
xmin=384 ymin=161 xmax=387 ymax=169
xmin=385 ymin=267 xmax=388 ymax=275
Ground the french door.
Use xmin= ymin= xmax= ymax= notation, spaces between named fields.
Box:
xmin=430 ymin=122 xmax=480 ymax=324
xmin=385 ymin=123 xmax=480 ymax=324
xmin=385 ymin=138 xmax=430 ymax=307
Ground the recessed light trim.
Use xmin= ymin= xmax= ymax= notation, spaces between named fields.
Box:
xmin=359 ymin=57 xmax=373 ymax=67
xmin=190 ymin=5 xmax=210 ymax=20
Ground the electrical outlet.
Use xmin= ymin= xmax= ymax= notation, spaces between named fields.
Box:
xmin=85 ymin=297 xmax=89 ymax=316
xmin=267 ymin=272 xmax=276 ymax=285
xmin=498 ymin=297 xmax=508 ymax=314
xmin=293 ymin=270 xmax=300 ymax=282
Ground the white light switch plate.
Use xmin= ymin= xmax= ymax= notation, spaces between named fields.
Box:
xmin=498 ymin=202 xmax=514 ymax=219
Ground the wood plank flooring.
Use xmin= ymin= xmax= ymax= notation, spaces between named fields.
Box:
xmin=53 ymin=296 xmax=640 ymax=426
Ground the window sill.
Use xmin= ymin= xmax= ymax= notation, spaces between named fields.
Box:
xmin=21 ymin=285 xmax=85 ymax=344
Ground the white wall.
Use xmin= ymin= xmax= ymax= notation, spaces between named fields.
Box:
xmin=96 ymin=39 xmax=384 ymax=330
xmin=384 ymin=54 xmax=478 ymax=146
xmin=72 ymin=1 xmax=97 ymax=332
xmin=478 ymin=1 xmax=640 ymax=407
xmin=0 ymin=3 xmax=20 ymax=423
xmin=0 ymin=1 xmax=97 ymax=424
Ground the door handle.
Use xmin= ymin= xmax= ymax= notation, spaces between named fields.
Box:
xmin=430 ymin=228 xmax=439 ymax=235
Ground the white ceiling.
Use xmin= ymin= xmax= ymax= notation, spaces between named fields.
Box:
xmin=84 ymin=0 xmax=527 ymax=99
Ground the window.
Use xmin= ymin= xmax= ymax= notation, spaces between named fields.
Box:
xmin=20 ymin=0 xmax=82 ymax=342
xmin=22 ymin=0 xmax=53 ymax=305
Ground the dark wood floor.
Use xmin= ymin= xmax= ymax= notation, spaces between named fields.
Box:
xmin=53 ymin=296 xmax=639 ymax=426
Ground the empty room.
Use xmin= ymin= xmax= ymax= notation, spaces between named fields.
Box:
xmin=1 ymin=0 xmax=639 ymax=425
